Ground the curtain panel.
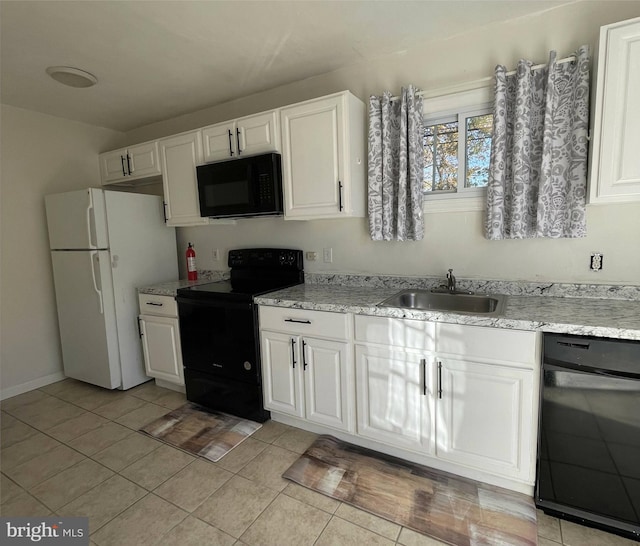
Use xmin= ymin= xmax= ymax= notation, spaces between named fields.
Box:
xmin=368 ymin=86 xmax=424 ymax=241
xmin=485 ymin=45 xmax=590 ymax=240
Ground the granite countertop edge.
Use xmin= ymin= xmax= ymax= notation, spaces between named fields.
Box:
xmin=255 ymin=285 xmax=640 ymax=341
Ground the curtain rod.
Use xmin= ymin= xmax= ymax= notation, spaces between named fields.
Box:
xmin=504 ymin=54 xmax=576 ymax=76
xmin=387 ymin=55 xmax=577 ymax=101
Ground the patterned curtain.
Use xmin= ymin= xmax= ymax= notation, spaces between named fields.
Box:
xmin=368 ymin=86 xmax=424 ymax=241
xmin=485 ymin=45 xmax=590 ymax=240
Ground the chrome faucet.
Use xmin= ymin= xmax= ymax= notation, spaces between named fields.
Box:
xmin=446 ymin=269 xmax=456 ymax=293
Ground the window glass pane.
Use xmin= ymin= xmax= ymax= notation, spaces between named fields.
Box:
xmin=423 ymin=121 xmax=458 ymax=192
xmin=465 ymin=114 xmax=493 ymax=188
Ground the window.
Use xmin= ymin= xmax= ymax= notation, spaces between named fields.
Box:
xmin=421 ymin=86 xmax=493 ymax=212
xmin=423 ymin=109 xmax=493 ymax=194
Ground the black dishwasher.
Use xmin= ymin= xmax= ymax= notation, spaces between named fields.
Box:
xmin=536 ymin=333 xmax=640 ymax=540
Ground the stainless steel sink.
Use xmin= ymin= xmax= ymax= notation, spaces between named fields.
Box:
xmin=378 ymin=289 xmax=507 ymax=316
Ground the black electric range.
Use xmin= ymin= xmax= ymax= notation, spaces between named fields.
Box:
xmin=176 ymin=248 xmax=303 ymax=422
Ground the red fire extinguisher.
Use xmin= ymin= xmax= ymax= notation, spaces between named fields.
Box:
xmin=186 ymin=242 xmax=197 ymax=281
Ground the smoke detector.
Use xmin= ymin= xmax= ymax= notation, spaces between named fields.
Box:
xmin=46 ymin=66 xmax=98 ymax=88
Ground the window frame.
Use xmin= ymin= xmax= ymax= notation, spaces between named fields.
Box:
xmin=421 ymin=85 xmax=493 ymax=213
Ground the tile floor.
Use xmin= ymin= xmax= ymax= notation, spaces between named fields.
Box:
xmin=0 ymin=379 xmax=637 ymax=546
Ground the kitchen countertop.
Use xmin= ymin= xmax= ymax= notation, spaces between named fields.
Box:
xmin=138 ymin=272 xmax=228 ymax=296
xmin=255 ymin=283 xmax=640 ymax=341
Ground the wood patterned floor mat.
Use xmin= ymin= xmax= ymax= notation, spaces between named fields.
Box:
xmin=140 ymin=403 xmax=261 ymax=462
xmin=283 ymin=435 xmax=537 ymax=546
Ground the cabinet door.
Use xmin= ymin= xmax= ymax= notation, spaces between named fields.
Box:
xmin=236 ymin=111 xmax=280 ymax=157
xmin=302 ymin=337 xmax=352 ymax=432
xmin=139 ymin=315 xmax=184 ymax=385
xmin=436 ymin=358 xmax=534 ymax=481
xmin=202 ymin=121 xmax=235 ymax=162
xmin=127 ymin=141 xmax=161 ymax=179
xmin=280 ymin=95 xmax=345 ymax=219
xmin=100 ymin=149 xmax=128 ymax=184
xmin=261 ymin=331 xmax=304 ymax=417
xmin=355 ymin=345 xmax=433 ymax=453
xmin=590 ymin=18 xmax=640 ymax=203
xmin=159 ymin=131 xmax=209 ymax=226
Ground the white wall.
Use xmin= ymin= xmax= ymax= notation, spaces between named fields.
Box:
xmin=129 ymin=1 xmax=640 ymax=285
xmin=0 ymin=105 xmax=124 ymax=397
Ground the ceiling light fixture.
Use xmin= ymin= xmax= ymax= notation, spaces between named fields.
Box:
xmin=46 ymin=66 xmax=98 ymax=88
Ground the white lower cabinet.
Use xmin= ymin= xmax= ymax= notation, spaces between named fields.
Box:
xmin=260 ymin=307 xmax=353 ymax=432
xmin=435 ymin=357 xmax=535 ymax=481
xmin=260 ymin=307 xmax=540 ymax=492
xmin=355 ymin=345 xmax=434 ymax=453
xmin=138 ymin=294 xmax=184 ymax=386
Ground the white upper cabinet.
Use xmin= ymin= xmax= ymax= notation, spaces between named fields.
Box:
xmin=100 ymin=141 xmax=161 ymax=185
xmin=202 ymin=111 xmax=280 ymax=163
xmin=159 ymin=130 xmax=210 ymax=227
xmin=280 ymin=91 xmax=366 ymax=220
xmin=589 ymin=17 xmax=640 ymax=203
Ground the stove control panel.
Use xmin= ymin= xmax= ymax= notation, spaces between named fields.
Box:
xmin=228 ymin=248 xmax=303 ymax=270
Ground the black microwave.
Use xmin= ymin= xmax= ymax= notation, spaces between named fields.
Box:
xmin=197 ymin=153 xmax=283 ymax=218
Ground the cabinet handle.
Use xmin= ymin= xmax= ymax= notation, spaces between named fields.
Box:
xmin=291 ymin=338 xmax=296 ymax=369
xmin=302 ymin=339 xmax=308 ymax=370
xmin=146 ymin=302 xmax=164 ymax=307
xmin=421 ymin=358 xmax=427 ymax=396
xmin=121 ymin=155 xmax=127 ymax=177
xmin=284 ymin=318 xmax=311 ymax=324
xmin=338 ymin=180 xmax=344 ymax=211
xmin=228 ymin=129 xmax=234 ymax=156
xmin=437 ymin=361 xmax=443 ymax=399
xmin=126 ymin=154 xmax=132 ymax=175
xmin=162 ymin=201 xmax=168 ymax=223
xmin=236 ymin=128 xmax=242 ymax=155
xmin=137 ymin=317 xmax=143 ymax=338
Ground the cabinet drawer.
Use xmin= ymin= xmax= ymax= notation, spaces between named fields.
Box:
xmin=138 ymin=293 xmax=178 ymax=317
xmin=355 ymin=315 xmax=436 ymax=351
xmin=259 ymin=306 xmax=350 ymax=340
xmin=436 ymin=323 xmax=539 ymax=365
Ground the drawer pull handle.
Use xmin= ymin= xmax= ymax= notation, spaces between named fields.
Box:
xmin=284 ymin=318 xmax=311 ymax=324
xmin=146 ymin=302 xmax=164 ymax=306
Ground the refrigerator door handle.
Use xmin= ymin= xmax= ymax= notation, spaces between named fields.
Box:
xmin=86 ymin=190 xmax=97 ymax=249
xmin=89 ymin=250 xmax=104 ymax=314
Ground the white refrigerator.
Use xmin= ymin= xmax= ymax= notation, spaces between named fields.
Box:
xmin=45 ymin=188 xmax=178 ymax=390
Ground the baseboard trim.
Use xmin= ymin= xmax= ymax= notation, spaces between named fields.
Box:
xmin=0 ymin=372 xmax=66 ymax=401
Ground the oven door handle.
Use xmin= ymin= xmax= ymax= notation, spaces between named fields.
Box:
xmin=176 ymin=297 xmax=252 ymax=312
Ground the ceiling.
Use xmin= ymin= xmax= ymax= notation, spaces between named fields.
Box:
xmin=1 ymin=0 xmax=573 ymax=133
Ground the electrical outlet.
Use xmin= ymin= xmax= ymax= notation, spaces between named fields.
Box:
xmin=590 ymin=252 xmax=603 ymax=271
xmin=212 ymin=248 xmax=220 ymax=261
xmin=323 ymin=247 xmax=333 ymax=263
xmin=305 ymin=251 xmax=318 ymax=261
